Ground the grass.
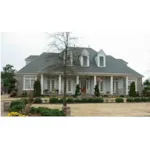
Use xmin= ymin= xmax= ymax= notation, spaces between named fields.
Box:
xmin=32 ymin=103 xmax=150 ymax=116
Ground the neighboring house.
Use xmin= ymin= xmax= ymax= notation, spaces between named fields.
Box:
xmin=16 ymin=47 xmax=143 ymax=96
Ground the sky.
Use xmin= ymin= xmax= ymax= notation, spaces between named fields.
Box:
xmin=1 ymin=32 xmax=150 ymax=80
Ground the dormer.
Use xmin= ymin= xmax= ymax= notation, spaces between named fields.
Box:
xmin=63 ymin=51 xmax=73 ymax=66
xmin=25 ymin=55 xmax=38 ymax=65
xmin=80 ymin=49 xmax=90 ymax=67
xmin=95 ymin=49 xmax=106 ymax=67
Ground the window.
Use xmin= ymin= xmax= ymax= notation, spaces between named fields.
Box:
xmin=68 ymin=80 xmax=71 ymax=91
xmin=83 ymin=56 xmax=88 ymax=66
xmin=99 ymin=56 xmax=104 ymax=66
xmin=24 ymin=76 xmax=36 ymax=90
xmin=51 ymin=79 xmax=55 ymax=91
xmin=100 ymin=81 xmax=103 ymax=91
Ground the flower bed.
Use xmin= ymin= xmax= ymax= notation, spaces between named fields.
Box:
xmin=8 ymin=112 xmax=26 ymax=117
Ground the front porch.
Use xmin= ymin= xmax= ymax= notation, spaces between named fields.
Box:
xmin=40 ymin=74 xmax=133 ymax=96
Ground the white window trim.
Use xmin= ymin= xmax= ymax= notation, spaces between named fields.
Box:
xmin=23 ymin=75 xmax=37 ymax=90
xmin=50 ymin=77 xmax=56 ymax=91
xmin=98 ymin=55 xmax=106 ymax=67
xmin=67 ymin=79 xmax=73 ymax=93
xmin=81 ymin=55 xmax=89 ymax=67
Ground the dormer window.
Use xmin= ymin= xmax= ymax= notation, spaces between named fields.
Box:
xmin=99 ymin=56 xmax=104 ymax=67
xmin=83 ymin=56 xmax=88 ymax=66
xmin=95 ymin=49 xmax=106 ymax=67
xmin=80 ymin=49 xmax=90 ymax=67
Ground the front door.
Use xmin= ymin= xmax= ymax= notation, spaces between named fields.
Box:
xmin=80 ymin=79 xmax=86 ymax=94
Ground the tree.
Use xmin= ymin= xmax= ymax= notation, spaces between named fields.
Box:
xmin=75 ymin=84 xmax=81 ymax=97
xmin=129 ymin=82 xmax=136 ymax=97
xmin=33 ymin=80 xmax=41 ymax=97
xmin=94 ymin=84 xmax=100 ymax=97
xmin=1 ymin=64 xmax=17 ymax=94
xmin=143 ymin=79 xmax=150 ymax=96
xmin=46 ymin=32 xmax=77 ymax=107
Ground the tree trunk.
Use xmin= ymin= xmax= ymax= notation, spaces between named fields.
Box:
xmin=63 ymin=49 xmax=67 ymax=107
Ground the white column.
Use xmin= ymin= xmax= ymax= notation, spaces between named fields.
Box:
xmin=126 ymin=76 xmax=128 ymax=95
xmin=58 ymin=75 xmax=61 ymax=94
xmin=76 ymin=75 xmax=79 ymax=85
xmin=41 ymin=74 xmax=43 ymax=95
xmin=94 ymin=75 xmax=97 ymax=87
xmin=110 ymin=76 xmax=113 ymax=94
xmin=136 ymin=78 xmax=137 ymax=91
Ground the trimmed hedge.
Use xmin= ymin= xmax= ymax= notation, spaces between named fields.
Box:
xmin=49 ymin=97 xmax=104 ymax=104
xmin=9 ymin=100 xmax=26 ymax=112
xmin=115 ymin=98 xmax=123 ymax=103
xmin=34 ymin=97 xmax=42 ymax=104
xmin=127 ymin=97 xmax=150 ymax=102
xmin=30 ymin=107 xmax=65 ymax=116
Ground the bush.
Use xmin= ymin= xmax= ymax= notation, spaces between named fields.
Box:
xmin=147 ymin=97 xmax=150 ymax=102
xmin=30 ymin=107 xmax=65 ymax=116
xmin=67 ymin=98 xmax=74 ymax=103
xmin=134 ymin=97 xmax=142 ymax=102
xmin=10 ymin=91 xmax=17 ymax=97
xmin=75 ymin=84 xmax=81 ymax=97
xmin=34 ymin=97 xmax=42 ymax=104
xmin=127 ymin=98 xmax=135 ymax=102
xmin=94 ymin=84 xmax=100 ymax=97
xmin=33 ymin=80 xmax=41 ymax=97
xmin=49 ymin=97 xmax=59 ymax=103
xmin=119 ymin=95 xmax=124 ymax=97
xmin=115 ymin=98 xmax=123 ymax=103
xmin=140 ymin=97 xmax=148 ymax=102
xmin=9 ymin=100 xmax=25 ymax=112
xmin=129 ymin=82 xmax=136 ymax=97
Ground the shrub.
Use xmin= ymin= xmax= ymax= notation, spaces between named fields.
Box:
xmin=115 ymin=98 xmax=123 ymax=103
xmin=129 ymin=82 xmax=136 ymax=97
xmin=127 ymin=98 xmax=135 ymax=102
xmin=140 ymin=97 xmax=148 ymax=102
xmin=49 ymin=97 xmax=59 ymax=103
xmin=33 ymin=80 xmax=41 ymax=97
xmin=119 ymin=95 xmax=124 ymax=98
xmin=75 ymin=84 xmax=81 ymax=97
xmin=10 ymin=91 xmax=17 ymax=97
xmin=94 ymin=84 xmax=100 ymax=97
xmin=9 ymin=100 xmax=25 ymax=112
xmin=67 ymin=98 xmax=74 ymax=103
xmin=30 ymin=107 xmax=65 ymax=116
xmin=147 ymin=97 xmax=150 ymax=102
xmin=34 ymin=97 xmax=42 ymax=103
xmin=134 ymin=97 xmax=142 ymax=102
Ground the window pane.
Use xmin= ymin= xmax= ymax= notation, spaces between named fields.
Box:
xmin=100 ymin=81 xmax=103 ymax=91
xmin=25 ymin=79 xmax=30 ymax=89
xmin=68 ymin=80 xmax=71 ymax=91
xmin=52 ymin=80 xmax=55 ymax=91
xmin=83 ymin=56 xmax=87 ymax=66
xmin=31 ymin=79 xmax=36 ymax=89
xmin=100 ymin=56 xmax=104 ymax=66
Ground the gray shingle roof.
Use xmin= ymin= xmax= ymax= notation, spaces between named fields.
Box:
xmin=17 ymin=47 xmax=143 ymax=77
xmin=25 ymin=55 xmax=39 ymax=60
